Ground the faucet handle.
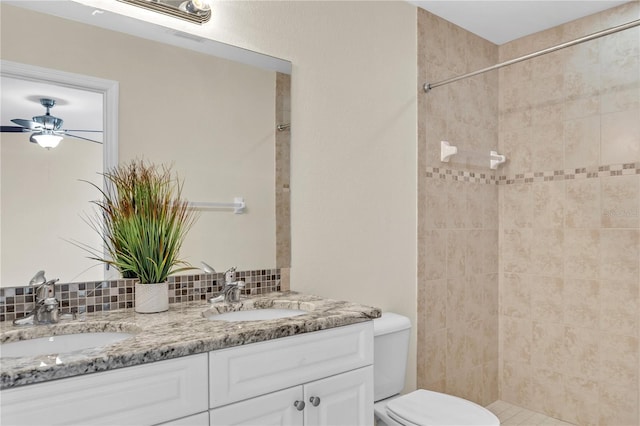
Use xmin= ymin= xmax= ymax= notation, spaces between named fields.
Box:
xmin=35 ymin=279 xmax=59 ymax=301
xmin=29 ymin=270 xmax=47 ymax=286
xmin=224 ymin=267 xmax=237 ymax=284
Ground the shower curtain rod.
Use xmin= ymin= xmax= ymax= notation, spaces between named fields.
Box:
xmin=424 ymin=18 xmax=640 ymax=93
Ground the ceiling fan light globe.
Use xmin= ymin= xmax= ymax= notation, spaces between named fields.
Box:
xmin=31 ymin=133 xmax=63 ymax=149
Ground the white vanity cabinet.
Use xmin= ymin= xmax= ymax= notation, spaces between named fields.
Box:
xmin=1 ymin=353 xmax=209 ymax=426
xmin=210 ymin=366 xmax=372 ymax=425
xmin=208 ymin=322 xmax=374 ymax=426
xmin=1 ymin=321 xmax=374 ymax=426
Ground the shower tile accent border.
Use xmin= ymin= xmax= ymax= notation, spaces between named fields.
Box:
xmin=0 ymin=268 xmax=282 ymax=323
xmin=425 ymin=166 xmax=499 ymax=184
xmin=425 ymin=162 xmax=639 ymax=185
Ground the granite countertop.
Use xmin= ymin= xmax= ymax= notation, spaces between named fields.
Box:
xmin=0 ymin=292 xmax=381 ymax=390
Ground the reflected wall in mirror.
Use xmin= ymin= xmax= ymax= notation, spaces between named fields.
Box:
xmin=1 ymin=63 xmax=117 ymax=286
xmin=0 ymin=2 xmax=291 ymax=287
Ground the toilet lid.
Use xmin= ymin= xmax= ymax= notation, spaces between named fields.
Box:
xmin=386 ymin=390 xmax=500 ymax=426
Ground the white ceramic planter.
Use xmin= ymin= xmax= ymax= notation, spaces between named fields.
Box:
xmin=135 ymin=282 xmax=169 ymax=313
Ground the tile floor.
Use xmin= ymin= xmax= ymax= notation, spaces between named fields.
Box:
xmin=486 ymin=401 xmax=576 ymax=426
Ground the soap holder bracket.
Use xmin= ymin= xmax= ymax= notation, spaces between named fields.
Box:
xmin=439 ymin=141 xmax=506 ymax=170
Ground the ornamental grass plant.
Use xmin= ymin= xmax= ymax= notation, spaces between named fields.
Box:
xmin=84 ymin=160 xmax=197 ymax=284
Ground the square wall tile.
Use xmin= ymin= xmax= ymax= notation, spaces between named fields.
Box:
xmin=599 ymin=229 xmax=639 ymax=281
xmin=564 ymin=116 xmax=600 ymax=169
xmin=565 ymin=179 xmax=601 ymax=228
xmin=601 ymin=175 xmax=640 ymax=228
xmin=601 ymin=109 xmax=640 ymax=165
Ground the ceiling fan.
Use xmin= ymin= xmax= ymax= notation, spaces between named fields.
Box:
xmin=0 ymin=98 xmax=103 ymax=149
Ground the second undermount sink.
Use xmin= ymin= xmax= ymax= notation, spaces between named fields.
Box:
xmin=205 ymin=308 xmax=307 ymax=322
xmin=0 ymin=332 xmax=135 ymax=359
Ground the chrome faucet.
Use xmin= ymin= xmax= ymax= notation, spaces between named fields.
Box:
xmin=208 ymin=267 xmax=245 ymax=304
xmin=13 ymin=271 xmax=60 ymax=326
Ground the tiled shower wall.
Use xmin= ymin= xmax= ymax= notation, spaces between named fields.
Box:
xmin=419 ymin=2 xmax=639 ymax=422
xmin=498 ymin=3 xmax=639 ymax=425
xmin=418 ymin=9 xmax=500 ymax=406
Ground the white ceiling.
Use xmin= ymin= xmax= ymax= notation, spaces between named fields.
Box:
xmin=408 ymin=0 xmax=632 ymax=44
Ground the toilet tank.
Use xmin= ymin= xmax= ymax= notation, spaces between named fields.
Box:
xmin=373 ymin=312 xmax=411 ymax=401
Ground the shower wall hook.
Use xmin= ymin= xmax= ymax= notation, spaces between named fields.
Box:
xmin=440 ymin=141 xmax=458 ymax=162
xmin=490 ymin=151 xmax=506 ymax=170
xmin=440 ymin=141 xmax=506 ymax=170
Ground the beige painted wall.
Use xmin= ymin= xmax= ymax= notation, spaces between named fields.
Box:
xmin=1 ymin=5 xmax=277 ymax=278
xmin=71 ymin=0 xmax=419 ymax=390
xmin=1 ymin=133 xmax=103 ymax=285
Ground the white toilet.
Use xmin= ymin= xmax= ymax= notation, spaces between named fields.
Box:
xmin=374 ymin=313 xmax=500 ymax=426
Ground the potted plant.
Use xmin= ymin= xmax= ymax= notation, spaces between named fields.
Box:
xmin=84 ymin=159 xmax=197 ymax=313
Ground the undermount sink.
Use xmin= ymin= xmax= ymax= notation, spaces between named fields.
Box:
xmin=205 ymin=308 xmax=307 ymax=322
xmin=0 ymin=332 xmax=135 ymax=359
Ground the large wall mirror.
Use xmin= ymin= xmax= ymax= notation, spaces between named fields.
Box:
xmin=0 ymin=1 xmax=291 ymax=287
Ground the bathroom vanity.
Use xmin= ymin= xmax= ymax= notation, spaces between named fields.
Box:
xmin=0 ymin=292 xmax=379 ymax=425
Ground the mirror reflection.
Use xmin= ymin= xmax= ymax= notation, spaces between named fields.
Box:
xmin=0 ymin=2 xmax=291 ymax=287
xmin=1 ymin=73 xmax=106 ymax=286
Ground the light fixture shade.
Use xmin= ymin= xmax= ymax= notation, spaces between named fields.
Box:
xmin=118 ymin=0 xmax=211 ymax=24
xmin=31 ymin=133 xmax=63 ymax=149
xmin=186 ymin=0 xmax=211 ymax=12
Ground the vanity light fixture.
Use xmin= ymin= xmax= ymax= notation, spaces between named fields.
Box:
xmin=180 ymin=0 xmax=210 ymax=14
xmin=30 ymin=132 xmax=63 ymax=149
xmin=117 ymin=0 xmax=212 ymax=24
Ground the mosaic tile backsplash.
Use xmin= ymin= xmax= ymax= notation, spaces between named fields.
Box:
xmin=0 ymin=268 xmax=283 ymax=323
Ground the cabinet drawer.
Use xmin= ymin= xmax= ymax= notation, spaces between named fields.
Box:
xmin=1 ymin=354 xmax=209 ymax=426
xmin=209 ymin=322 xmax=373 ymax=408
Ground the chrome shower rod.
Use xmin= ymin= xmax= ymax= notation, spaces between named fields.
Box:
xmin=424 ymin=18 xmax=640 ymax=92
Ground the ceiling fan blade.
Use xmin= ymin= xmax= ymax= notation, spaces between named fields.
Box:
xmin=62 ymin=129 xmax=104 ymax=133
xmin=63 ymin=133 xmax=103 ymax=144
xmin=11 ymin=118 xmax=43 ymax=130
xmin=1 ymin=126 xmax=30 ymax=133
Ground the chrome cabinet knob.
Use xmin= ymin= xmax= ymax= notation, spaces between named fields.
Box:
xmin=309 ymin=396 xmax=321 ymax=407
xmin=294 ymin=400 xmax=305 ymax=411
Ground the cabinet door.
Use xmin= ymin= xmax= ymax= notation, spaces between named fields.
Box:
xmin=1 ymin=354 xmax=209 ymax=426
xmin=210 ymin=322 xmax=372 ymax=408
xmin=303 ymin=366 xmax=373 ymax=426
xmin=210 ymin=386 xmax=304 ymax=426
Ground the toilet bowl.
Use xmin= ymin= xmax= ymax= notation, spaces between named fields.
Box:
xmin=373 ymin=313 xmax=499 ymax=426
